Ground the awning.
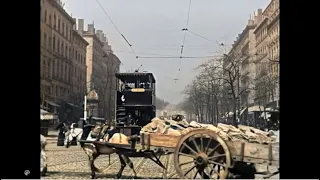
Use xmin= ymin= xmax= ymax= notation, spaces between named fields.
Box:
xmin=248 ymin=105 xmax=264 ymax=112
xmin=40 ymin=114 xmax=58 ymax=120
xmin=40 ymin=109 xmax=49 ymax=115
xmin=45 ymin=100 xmax=60 ymax=107
xmin=67 ymin=102 xmax=79 ymax=108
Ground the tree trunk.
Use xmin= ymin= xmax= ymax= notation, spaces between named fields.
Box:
xmin=233 ymin=98 xmax=237 ymax=126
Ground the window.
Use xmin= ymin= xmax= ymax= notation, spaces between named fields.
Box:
xmin=48 ymin=36 xmax=52 ymax=50
xmin=66 ymin=26 xmax=68 ymax=39
xmin=69 ymin=48 xmax=71 ymax=60
xmin=65 ymin=45 xmax=68 ymax=59
xmin=56 ymin=86 xmax=58 ymax=96
xmin=57 ymin=61 xmax=60 ymax=77
xmin=43 ymin=33 xmax=47 ymax=48
xmin=65 ymin=65 xmax=67 ymax=80
xmin=61 ymin=42 xmax=64 ymax=57
xmin=69 ymin=28 xmax=72 ymax=40
xmin=53 ymin=36 xmax=56 ymax=51
xmin=52 ymin=59 xmax=55 ymax=76
xmin=57 ymin=39 xmax=60 ymax=53
xmin=48 ymin=58 xmax=51 ymax=77
xmin=54 ymin=14 xmax=56 ymax=29
xmin=44 ymin=10 xmax=47 ymax=23
xmin=49 ymin=14 xmax=51 ymax=26
xmin=61 ymin=62 xmax=63 ymax=79
xmin=62 ymin=22 xmax=65 ymax=36
xmin=58 ymin=19 xmax=60 ymax=31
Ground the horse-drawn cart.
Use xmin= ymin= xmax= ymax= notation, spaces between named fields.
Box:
xmin=79 ymin=128 xmax=279 ymax=179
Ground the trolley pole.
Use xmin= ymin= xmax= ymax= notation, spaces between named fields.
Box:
xmin=84 ymin=95 xmax=87 ymax=121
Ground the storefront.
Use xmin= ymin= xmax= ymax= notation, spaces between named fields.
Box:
xmin=40 ymin=109 xmax=58 ymax=136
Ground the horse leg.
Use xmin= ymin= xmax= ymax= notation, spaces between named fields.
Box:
xmin=116 ymin=154 xmax=126 ymax=179
xmin=123 ymin=155 xmax=137 ymax=178
xmin=84 ymin=147 xmax=101 ymax=179
xmin=88 ymin=154 xmax=96 ymax=179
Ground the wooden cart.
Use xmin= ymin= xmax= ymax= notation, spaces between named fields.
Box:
xmin=80 ymin=129 xmax=279 ymax=179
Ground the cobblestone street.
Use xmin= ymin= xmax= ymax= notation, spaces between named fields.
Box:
xmin=43 ymin=139 xmax=278 ymax=179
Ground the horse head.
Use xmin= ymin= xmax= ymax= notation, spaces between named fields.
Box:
xmin=91 ymin=124 xmax=110 ymax=140
xmin=64 ymin=124 xmax=83 ymax=148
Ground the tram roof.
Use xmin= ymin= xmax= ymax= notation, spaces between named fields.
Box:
xmin=115 ymin=72 xmax=156 ymax=83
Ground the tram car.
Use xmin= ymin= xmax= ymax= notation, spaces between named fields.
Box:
xmin=115 ymin=72 xmax=156 ymax=136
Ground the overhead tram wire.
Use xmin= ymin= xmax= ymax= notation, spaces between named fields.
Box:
xmin=137 ymin=55 xmax=221 ymax=59
xmin=186 ymin=29 xmax=223 ymax=46
xmin=177 ymin=0 xmax=192 ymax=81
xmin=95 ymin=0 xmax=137 ymax=59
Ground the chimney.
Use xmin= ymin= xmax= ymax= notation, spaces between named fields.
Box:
xmin=96 ymin=30 xmax=104 ymax=42
xmin=78 ymin=19 xmax=84 ymax=31
xmin=254 ymin=9 xmax=263 ymax=24
xmin=257 ymin=9 xmax=262 ymax=16
xmin=88 ymin=24 xmax=95 ymax=33
xmin=103 ymin=35 xmax=107 ymax=44
xmin=248 ymin=19 xmax=254 ymax=26
xmin=72 ymin=18 xmax=77 ymax=30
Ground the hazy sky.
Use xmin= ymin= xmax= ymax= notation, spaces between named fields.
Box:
xmin=63 ymin=0 xmax=269 ymax=104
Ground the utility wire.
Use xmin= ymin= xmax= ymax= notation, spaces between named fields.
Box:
xmin=112 ymin=50 xmax=175 ymax=57
xmin=95 ymin=0 xmax=137 ymax=59
xmin=187 ymin=29 xmax=223 ymax=46
xmin=137 ymin=55 xmax=221 ymax=59
xmin=177 ymin=0 xmax=192 ymax=80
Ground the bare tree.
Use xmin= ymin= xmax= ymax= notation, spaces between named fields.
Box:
xmin=254 ymin=61 xmax=277 ymax=127
xmin=180 ymin=50 xmax=254 ymax=126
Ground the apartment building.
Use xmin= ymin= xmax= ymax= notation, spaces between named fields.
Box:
xmin=40 ymin=0 xmax=88 ymax=121
xmin=224 ymin=10 xmax=262 ymax=109
xmin=253 ymin=0 xmax=279 ymax=108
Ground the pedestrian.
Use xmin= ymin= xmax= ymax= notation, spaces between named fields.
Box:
xmin=55 ymin=120 xmax=67 ymax=146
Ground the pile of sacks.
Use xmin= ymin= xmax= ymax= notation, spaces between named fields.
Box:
xmin=141 ymin=117 xmax=277 ymax=144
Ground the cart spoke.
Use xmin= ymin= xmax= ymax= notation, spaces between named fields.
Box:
xmin=205 ymin=138 xmax=213 ymax=153
xmin=183 ymin=142 xmax=198 ymax=155
xmin=208 ymin=153 xmax=226 ymax=160
xmin=208 ymin=144 xmax=221 ymax=157
xmin=191 ymin=138 xmax=201 ymax=153
xmin=208 ymin=160 xmax=226 ymax=168
xmin=200 ymin=137 xmax=204 ymax=152
xmin=178 ymin=152 xmax=196 ymax=159
xmin=179 ymin=160 xmax=196 ymax=167
xmin=183 ymin=164 xmax=197 ymax=176
xmin=193 ymin=169 xmax=199 ymax=179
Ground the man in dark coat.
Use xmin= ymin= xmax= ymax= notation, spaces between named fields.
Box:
xmin=55 ymin=120 xmax=68 ymax=146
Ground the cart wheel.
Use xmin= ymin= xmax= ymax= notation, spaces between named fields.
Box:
xmin=174 ymin=129 xmax=231 ymax=179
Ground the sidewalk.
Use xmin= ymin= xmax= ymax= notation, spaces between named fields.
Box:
xmin=45 ymin=130 xmax=59 ymax=143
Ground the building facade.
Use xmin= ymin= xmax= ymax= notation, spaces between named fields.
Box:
xmin=224 ymin=10 xmax=262 ymax=110
xmin=41 ymin=0 xmax=88 ymax=121
xmin=253 ymin=0 xmax=279 ymax=108
xmin=76 ymin=20 xmax=121 ymax=119
xmin=71 ymin=24 xmax=89 ymax=114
